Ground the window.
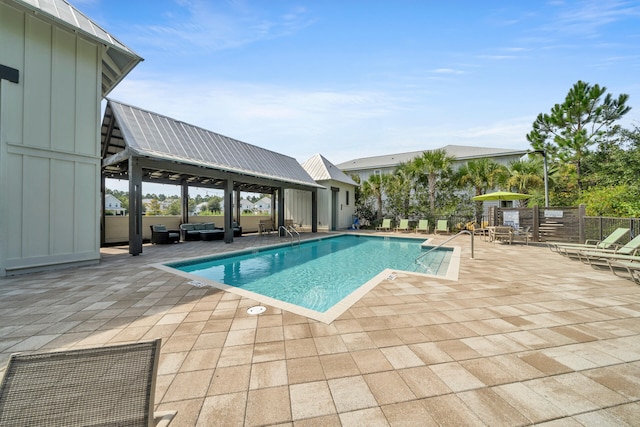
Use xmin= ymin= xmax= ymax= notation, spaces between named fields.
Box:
xmin=346 ymin=191 xmax=350 ymax=206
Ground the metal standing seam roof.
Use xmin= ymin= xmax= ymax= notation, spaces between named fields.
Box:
xmin=336 ymin=145 xmax=529 ymax=171
xmin=104 ymin=99 xmax=322 ymax=190
xmin=302 ymin=154 xmax=359 ymax=186
xmin=11 ymin=0 xmax=142 ymax=96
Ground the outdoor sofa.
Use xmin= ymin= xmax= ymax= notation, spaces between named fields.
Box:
xmin=179 ymin=223 xmax=224 ymax=241
xmin=179 ymin=222 xmax=242 ymax=241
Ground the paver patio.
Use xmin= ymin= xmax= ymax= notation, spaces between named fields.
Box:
xmin=1 ymin=231 xmax=639 ymax=426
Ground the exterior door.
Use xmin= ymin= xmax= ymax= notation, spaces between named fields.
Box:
xmin=331 ymin=187 xmax=339 ymax=231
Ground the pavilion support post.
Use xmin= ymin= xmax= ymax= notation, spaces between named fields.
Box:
xmin=269 ymin=192 xmax=275 ymax=225
xmin=223 ymin=179 xmax=234 ymax=243
xmin=277 ymin=187 xmax=285 ymax=236
xmin=234 ymin=190 xmax=241 ymax=226
xmin=100 ymin=174 xmax=106 ymax=247
xmin=181 ymin=181 xmax=189 ymax=225
xmin=128 ymin=157 xmax=143 ymax=255
xmin=311 ymin=189 xmax=318 ymax=233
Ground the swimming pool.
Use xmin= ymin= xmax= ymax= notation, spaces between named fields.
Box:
xmin=161 ymin=234 xmax=458 ymax=323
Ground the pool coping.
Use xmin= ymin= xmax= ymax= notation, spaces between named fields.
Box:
xmin=153 ymin=233 xmax=461 ymax=323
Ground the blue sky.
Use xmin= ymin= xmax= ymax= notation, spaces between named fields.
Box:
xmin=83 ymin=0 xmax=640 ymax=195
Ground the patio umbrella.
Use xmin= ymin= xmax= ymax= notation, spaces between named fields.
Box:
xmin=472 ymin=191 xmax=530 ymax=201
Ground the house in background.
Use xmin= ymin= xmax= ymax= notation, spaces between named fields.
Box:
xmin=105 ymin=194 xmax=126 ymax=215
xmin=0 ymin=0 xmax=141 ymax=276
xmin=253 ymin=197 xmax=272 ymax=214
xmin=286 ymin=154 xmax=358 ymax=231
xmin=240 ymin=198 xmax=254 ymax=213
xmin=336 ymin=145 xmax=529 ymax=214
xmin=195 ymin=202 xmax=209 ymax=214
xmin=337 ymin=145 xmax=528 ymax=184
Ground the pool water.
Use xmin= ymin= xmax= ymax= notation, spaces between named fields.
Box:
xmin=169 ymin=235 xmax=452 ymax=313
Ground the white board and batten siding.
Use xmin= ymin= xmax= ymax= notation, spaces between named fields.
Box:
xmin=1 ymin=2 xmax=102 ymax=275
xmin=286 ymin=181 xmax=356 ymax=231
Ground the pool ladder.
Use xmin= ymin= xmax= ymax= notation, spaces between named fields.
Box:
xmin=414 ymin=230 xmax=474 ymax=270
xmin=279 ymin=225 xmax=300 ymax=246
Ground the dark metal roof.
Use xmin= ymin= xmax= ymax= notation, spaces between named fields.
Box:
xmin=101 ymin=99 xmax=322 ymax=193
xmin=10 ymin=0 xmax=143 ymax=96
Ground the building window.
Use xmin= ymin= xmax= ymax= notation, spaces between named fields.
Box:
xmin=373 ymin=170 xmax=381 ymax=176
xmin=346 ymin=191 xmax=349 ymax=206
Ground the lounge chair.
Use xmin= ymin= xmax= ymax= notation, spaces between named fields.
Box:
xmin=0 ymin=339 xmax=176 ymax=427
xmin=434 ymin=220 xmax=448 ymax=235
xmin=548 ymin=227 xmax=630 ymax=255
xmin=376 ymin=218 xmax=392 ymax=231
xmin=394 ymin=219 xmax=410 ymax=232
xmin=607 ymin=259 xmax=640 ymax=284
xmin=415 ymin=219 xmax=429 ymax=234
xmin=576 ymin=234 xmax=640 ymax=264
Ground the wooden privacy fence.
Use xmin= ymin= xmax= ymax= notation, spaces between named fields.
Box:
xmin=489 ymin=205 xmax=639 ymax=244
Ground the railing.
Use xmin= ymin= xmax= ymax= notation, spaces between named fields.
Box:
xmin=279 ymin=225 xmax=300 ymax=246
xmin=583 ymin=216 xmax=639 ymax=244
xmin=414 ymin=230 xmax=474 ymax=270
xmin=288 ymin=225 xmax=301 ymax=243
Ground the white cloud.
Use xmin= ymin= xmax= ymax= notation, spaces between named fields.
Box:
xmin=546 ymin=0 xmax=640 ymax=37
xmin=431 ymin=68 xmax=465 ymax=75
xmin=125 ymin=0 xmax=316 ymax=53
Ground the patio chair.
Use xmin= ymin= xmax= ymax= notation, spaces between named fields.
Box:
xmin=232 ymin=221 xmax=243 ymax=237
xmin=489 ymin=226 xmax=514 ymax=244
xmin=259 ymin=219 xmax=274 ymax=235
xmin=434 ymin=220 xmax=448 ymax=235
xmin=415 ymin=219 xmax=429 ymax=234
xmin=394 ymin=219 xmax=410 ymax=232
xmin=547 ymin=227 xmax=630 ymax=254
xmin=0 ymin=339 xmax=176 ymax=427
xmin=376 ymin=218 xmax=392 ymax=231
xmin=150 ymin=225 xmax=180 ymax=244
xmin=511 ymin=226 xmax=532 ymax=245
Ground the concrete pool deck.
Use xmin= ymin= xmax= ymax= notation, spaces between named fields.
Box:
xmin=1 ymin=231 xmax=639 ymax=425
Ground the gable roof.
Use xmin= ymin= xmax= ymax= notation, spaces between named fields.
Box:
xmin=11 ymin=0 xmax=142 ymax=95
xmin=101 ymin=99 xmax=322 ymax=193
xmin=302 ymin=154 xmax=358 ymax=186
xmin=336 ymin=145 xmax=529 ymax=171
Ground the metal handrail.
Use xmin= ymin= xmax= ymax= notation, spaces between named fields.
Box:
xmin=288 ymin=225 xmax=301 ymax=245
xmin=415 ymin=230 xmax=474 ymax=269
xmin=279 ymin=225 xmax=300 ymax=246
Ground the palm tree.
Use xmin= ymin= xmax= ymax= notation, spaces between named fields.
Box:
xmin=503 ymin=159 xmax=544 ymax=207
xmin=505 ymin=159 xmax=544 ymax=192
xmin=457 ymin=158 xmax=506 ymax=222
xmin=361 ymin=173 xmax=385 ymax=219
xmin=384 ymin=162 xmax=413 ymax=219
xmin=411 ymin=149 xmax=455 ymax=213
xmin=456 ymin=158 xmax=504 ymax=197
